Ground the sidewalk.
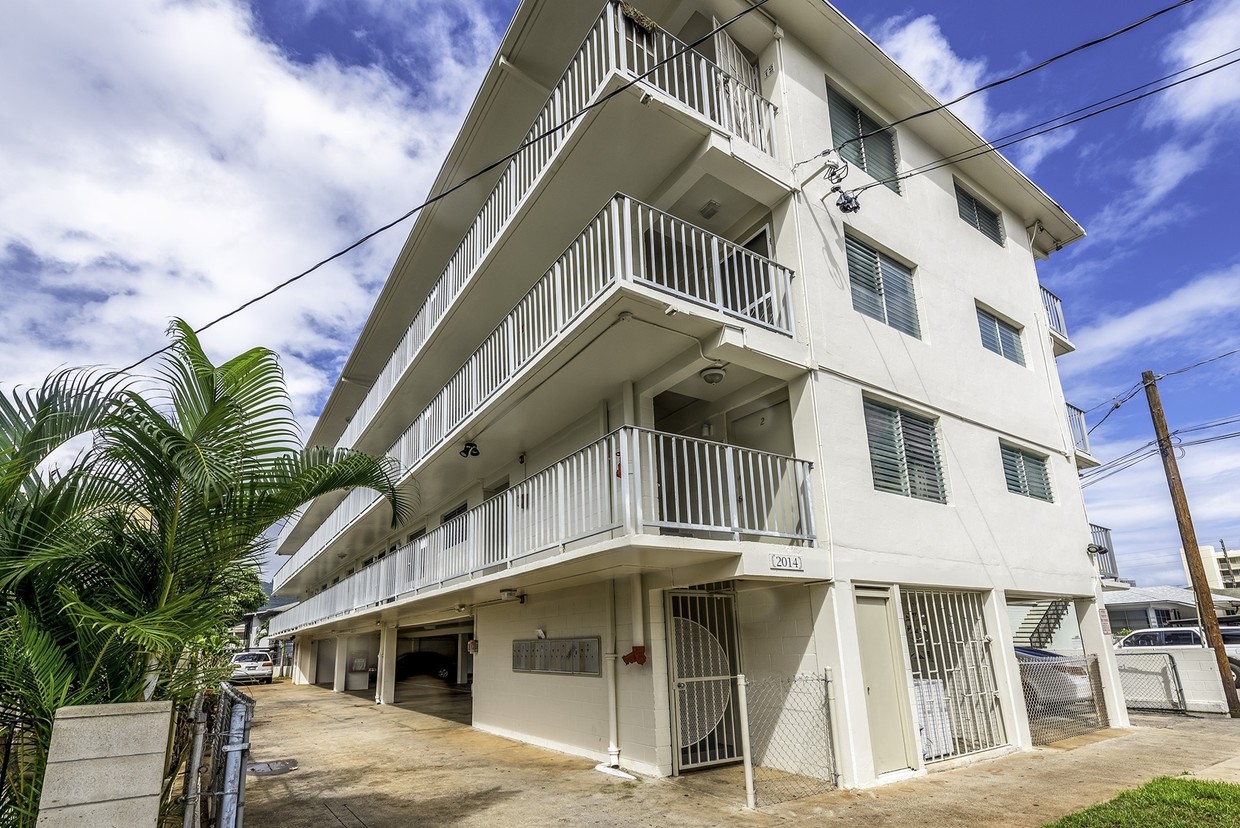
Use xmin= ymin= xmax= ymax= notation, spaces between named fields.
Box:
xmin=244 ymin=682 xmax=1240 ymax=827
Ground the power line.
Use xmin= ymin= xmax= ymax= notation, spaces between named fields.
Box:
xmin=114 ymin=0 xmax=775 ymax=375
xmin=793 ymin=0 xmax=1200 ymax=170
xmin=850 ymin=50 xmax=1240 ymax=197
xmin=1078 ymin=343 xmax=1240 ymax=438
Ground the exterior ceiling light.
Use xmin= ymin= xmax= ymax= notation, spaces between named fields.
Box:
xmin=700 ymin=366 xmax=726 ymax=385
xmin=460 ymin=441 xmax=480 ymax=458
xmin=699 ymin=199 xmax=720 ymax=219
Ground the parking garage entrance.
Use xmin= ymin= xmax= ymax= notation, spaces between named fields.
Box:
xmin=394 ymin=625 xmax=474 ymax=724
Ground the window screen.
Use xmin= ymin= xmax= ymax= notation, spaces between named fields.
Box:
xmin=827 ymin=83 xmax=899 ymax=193
xmin=977 ymin=307 xmax=1025 ymax=365
xmin=1000 ymin=444 xmax=1053 ymax=502
xmin=863 ymin=399 xmax=946 ymax=502
xmin=846 ymin=236 xmax=920 ymax=338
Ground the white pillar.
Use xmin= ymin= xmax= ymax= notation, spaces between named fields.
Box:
xmin=1078 ymin=592 xmax=1130 ymax=728
xmin=332 ymin=635 xmax=349 ymax=692
xmin=292 ymin=639 xmax=317 ymax=686
xmin=376 ymin=625 xmax=398 ymax=704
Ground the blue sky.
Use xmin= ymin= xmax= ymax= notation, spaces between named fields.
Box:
xmin=2 ymin=0 xmax=1238 ymax=586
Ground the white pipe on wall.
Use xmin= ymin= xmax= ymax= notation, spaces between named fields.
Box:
xmin=605 ymin=578 xmax=621 ymax=767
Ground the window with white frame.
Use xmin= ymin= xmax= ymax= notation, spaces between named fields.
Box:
xmin=1000 ymin=443 xmax=1053 ymax=501
xmin=827 ymin=82 xmax=899 ymax=193
xmin=976 ymin=307 xmax=1025 ymax=365
xmin=863 ymin=399 xmax=946 ymax=502
xmin=845 ymin=235 xmax=920 ymax=338
xmin=955 ymin=182 xmax=1003 ymax=245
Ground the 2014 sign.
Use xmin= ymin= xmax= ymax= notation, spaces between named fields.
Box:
xmin=769 ymin=553 xmax=803 ymax=572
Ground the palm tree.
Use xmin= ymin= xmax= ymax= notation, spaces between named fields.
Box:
xmin=0 ymin=320 xmax=410 ymax=825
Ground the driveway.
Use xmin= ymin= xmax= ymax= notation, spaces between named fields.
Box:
xmin=244 ymin=681 xmax=1240 ymax=827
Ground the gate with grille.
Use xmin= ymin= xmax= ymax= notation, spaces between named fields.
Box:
xmin=668 ymin=586 xmax=743 ymax=772
xmin=901 ymin=589 xmax=1007 ymax=761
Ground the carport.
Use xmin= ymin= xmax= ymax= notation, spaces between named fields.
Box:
xmin=391 ymin=623 xmax=473 ymax=723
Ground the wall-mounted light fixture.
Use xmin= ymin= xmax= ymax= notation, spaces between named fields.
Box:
xmin=499 ymin=588 xmax=526 ymax=603
xmin=460 ymin=441 xmax=480 ymax=458
xmin=1086 ymin=543 xmax=1107 ymax=555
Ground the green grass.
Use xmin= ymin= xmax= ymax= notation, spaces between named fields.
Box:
xmin=1044 ymin=777 xmax=1240 ymax=827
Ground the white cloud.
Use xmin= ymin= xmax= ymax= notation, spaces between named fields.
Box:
xmin=0 ymin=0 xmax=499 ymax=428
xmin=1083 ymin=141 xmax=1211 ymax=244
xmin=1060 ymin=265 xmax=1240 ymax=379
xmin=1151 ymin=0 xmax=1240 ymax=128
xmin=1011 ymin=127 xmax=1078 ymax=174
xmin=873 ymin=14 xmax=992 ymax=136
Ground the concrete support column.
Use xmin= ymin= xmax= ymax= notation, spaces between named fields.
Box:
xmin=332 ymin=635 xmax=349 ymax=692
xmin=988 ymin=591 xmax=1033 ymax=748
xmin=809 ymin=580 xmax=867 ymax=788
xmin=292 ymin=639 xmax=317 ymax=686
xmin=376 ymin=624 xmax=398 ymax=705
xmin=1078 ymin=592 xmax=1130 ymax=728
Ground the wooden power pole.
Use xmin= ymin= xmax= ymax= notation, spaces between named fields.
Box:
xmin=1142 ymin=370 xmax=1240 ymax=718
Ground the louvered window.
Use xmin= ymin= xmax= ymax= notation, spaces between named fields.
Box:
xmin=955 ymin=183 xmax=1003 ymax=245
xmin=846 ymin=236 xmax=920 ymax=338
xmin=1000 ymin=444 xmax=1053 ymax=502
xmin=827 ymin=83 xmax=899 ymax=193
xmin=863 ymin=400 xmax=946 ymax=502
xmin=976 ymin=307 xmax=1025 ymax=365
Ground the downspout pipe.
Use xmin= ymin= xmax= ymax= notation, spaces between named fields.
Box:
xmin=605 ymin=578 xmax=621 ymax=767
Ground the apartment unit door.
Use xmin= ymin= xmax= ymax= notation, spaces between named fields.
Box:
xmin=667 ymin=587 xmax=743 ymax=773
xmin=855 ymin=590 xmax=916 ymax=775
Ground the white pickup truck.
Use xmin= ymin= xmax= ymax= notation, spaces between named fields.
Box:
xmin=1116 ymin=626 xmax=1240 ymax=685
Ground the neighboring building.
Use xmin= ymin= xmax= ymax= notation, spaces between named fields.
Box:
xmin=1180 ymin=544 xmax=1240 ymax=589
xmin=268 ymin=0 xmax=1126 ymax=789
xmin=1103 ymin=586 xmax=1240 ymax=632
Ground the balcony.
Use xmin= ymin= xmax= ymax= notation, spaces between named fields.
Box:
xmin=1041 ymin=286 xmax=1074 ymax=356
xmin=270 ymin=427 xmax=815 ymax=636
xmin=1090 ymin=523 xmax=1120 ymax=581
xmin=275 ymin=4 xmax=779 ymax=557
xmin=331 ymin=4 xmax=776 ymax=457
xmin=1066 ymin=403 xmax=1099 ymax=469
xmin=273 ymin=194 xmax=797 ymax=590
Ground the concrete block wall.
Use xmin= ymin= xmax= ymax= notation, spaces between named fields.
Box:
xmin=36 ymin=701 xmax=173 ymax=828
xmin=473 ymin=582 xmax=614 ymax=765
xmin=737 ymin=583 xmax=818 ymax=677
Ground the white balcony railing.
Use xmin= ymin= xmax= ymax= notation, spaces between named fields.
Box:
xmin=1041 ymin=286 xmax=1068 ymax=340
xmin=327 ymin=4 xmax=776 ymax=461
xmin=274 ymin=194 xmax=797 ymax=589
xmin=270 ymin=427 xmax=814 ymax=635
xmin=1089 ymin=523 xmax=1120 ymax=579
xmin=1067 ymin=403 xmax=1090 ymax=455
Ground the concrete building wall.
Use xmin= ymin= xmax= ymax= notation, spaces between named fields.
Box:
xmin=737 ymin=583 xmax=818 ymax=677
xmin=473 ymin=580 xmax=664 ymax=774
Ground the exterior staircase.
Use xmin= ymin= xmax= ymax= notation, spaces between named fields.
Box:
xmin=1014 ymin=599 xmax=1072 ymax=649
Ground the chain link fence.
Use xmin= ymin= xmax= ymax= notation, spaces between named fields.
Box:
xmin=165 ymin=682 xmax=256 ymax=828
xmin=739 ymin=672 xmax=837 ymax=808
xmin=1115 ymin=652 xmax=1186 ymax=712
xmin=1018 ymin=654 xmax=1107 ymax=745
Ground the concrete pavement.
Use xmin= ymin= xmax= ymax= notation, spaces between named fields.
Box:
xmin=244 ymin=681 xmax=1240 ymax=827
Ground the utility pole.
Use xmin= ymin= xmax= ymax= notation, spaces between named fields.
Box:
xmin=1142 ymin=370 xmax=1240 ymax=718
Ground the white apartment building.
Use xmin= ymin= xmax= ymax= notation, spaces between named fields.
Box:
xmin=269 ymin=0 xmax=1127 ymax=789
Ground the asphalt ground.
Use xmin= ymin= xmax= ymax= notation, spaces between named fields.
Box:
xmin=244 ymin=680 xmax=1240 ymax=827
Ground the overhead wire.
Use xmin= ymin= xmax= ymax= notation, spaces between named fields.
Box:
xmin=113 ymin=0 xmax=775 ymax=375
xmin=848 ymin=51 xmax=1240 ymax=197
xmin=792 ymin=0 xmax=1200 ymax=170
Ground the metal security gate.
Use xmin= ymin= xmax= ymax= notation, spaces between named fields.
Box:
xmin=901 ymin=589 xmax=1006 ymax=761
xmin=668 ymin=586 xmax=743 ymax=772
xmin=1115 ymin=652 xmax=1187 ymax=712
